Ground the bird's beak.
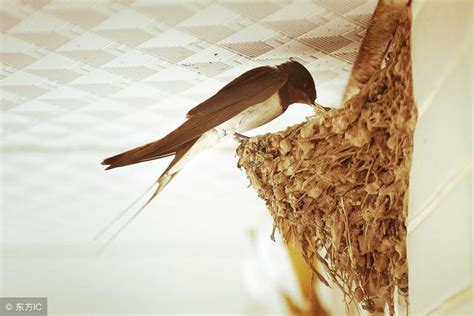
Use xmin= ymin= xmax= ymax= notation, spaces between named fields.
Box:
xmin=312 ymin=100 xmax=330 ymax=112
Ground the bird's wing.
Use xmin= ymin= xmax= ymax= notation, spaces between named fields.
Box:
xmin=102 ymin=66 xmax=287 ymax=170
xmin=186 ymin=66 xmax=287 ymax=117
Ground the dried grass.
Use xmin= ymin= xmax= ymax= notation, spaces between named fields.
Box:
xmin=236 ymin=11 xmax=415 ymax=314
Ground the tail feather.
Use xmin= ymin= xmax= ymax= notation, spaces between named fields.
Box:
xmin=102 ymin=139 xmax=178 ymax=170
xmin=96 ymin=139 xmax=197 ymax=253
xmin=126 ymin=138 xmax=197 ymax=209
xmin=97 ymin=172 xmax=177 ymax=254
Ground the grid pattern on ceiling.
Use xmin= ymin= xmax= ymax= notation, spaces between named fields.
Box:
xmin=1 ymin=0 xmax=376 ymax=149
xmin=2 ymin=3 xmax=378 ymax=311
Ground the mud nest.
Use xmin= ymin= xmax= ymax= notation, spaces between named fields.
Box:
xmin=236 ymin=12 xmax=416 ymax=314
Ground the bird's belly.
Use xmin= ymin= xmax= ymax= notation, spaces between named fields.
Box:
xmin=169 ymin=94 xmax=282 ymax=174
xmin=214 ymin=93 xmax=283 ymax=138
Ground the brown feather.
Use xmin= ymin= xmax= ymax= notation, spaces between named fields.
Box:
xmin=102 ymin=67 xmax=287 ymax=170
xmin=102 ymin=140 xmax=177 ymax=170
xmin=186 ymin=66 xmax=286 ymax=117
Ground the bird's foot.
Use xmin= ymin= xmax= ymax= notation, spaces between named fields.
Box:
xmin=234 ymin=132 xmax=250 ymax=142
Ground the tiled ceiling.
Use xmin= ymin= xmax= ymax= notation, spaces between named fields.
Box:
xmin=1 ymin=0 xmax=377 ymax=314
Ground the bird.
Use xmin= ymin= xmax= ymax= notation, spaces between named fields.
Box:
xmin=102 ymin=60 xmax=317 ymax=197
xmin=96 ymin=60 xmax=317 ymax=248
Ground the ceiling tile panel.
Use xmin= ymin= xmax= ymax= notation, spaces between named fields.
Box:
xmin=25 ymin=51 xmax=79 ymax=69
xmin=139 ymin=28 xmax=201 ymax=47
xmin=301 ymin=16 xmax=360 ymax=38
xmin=16 ymin=0 xmax=51 ymax=10
xmin=1 ymin=85 xmax=49 ymax=100
xmin=26 ymin=69 xmax=82 ymax=84
xmin=179 ymin=4 xmax=238 ymax=26
xmin=0 ymin=52 xmax=38 ymax=69
xmin=47 ymin=8 xmax=108 ymax=29
xmin=58 ymin=31 xmax=114 ymax=51
xmin=0 ymin=11 xmax=21 ymax=32
xmin=225 ymin=2 xmax=281 ymax=20
xmin=94 ymin=8 xmax=154 ymax=30
xmin=220 ymin=23 xmax=279 ymax=44
xmin=10 ymin=31 xmax=71 ymax=50
xmin=103 ymin=65 xmax=156 ymax=81
xmin=134 ymin=4 xmax=196 ymax=26
xmin=264 ymin=19 xmax=323 ymax=38
xmin=301 ymin=35 xmax=352 ymax=53
xmin=182 ymin=61 xmax=232 ymax=77
xmin=224 ymin=41 xmax=275 ymax=59
xmin=0 ymin=34 xmax=34 ymax=52
xmin=181 ymin=24 xmax=235 ymax=43
xmin=1 ymin=1 xmax=379 ymax=312
xmin=317 ymin=0 xmax=368 ymax=15
xmin=8 ymin=11 xmax=67 ymax=32
xmin=96 ymin=29 xmax=154 ymax=47
xmin=263 ymin=2 xmax=326 ymax=21
xmin=61 ymin=50 xmax=117 ymax=67
xmin=141 ymin=46 xmax=195 ymax=63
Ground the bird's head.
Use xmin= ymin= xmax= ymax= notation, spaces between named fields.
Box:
xmin=278 ymin=60 xmax=317 ymax=106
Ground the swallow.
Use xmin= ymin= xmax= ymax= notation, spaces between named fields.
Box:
xmin=102 ymin=60 xmax=317 ymax=204
xmin=95 ymin=60 xmax=317 ymax=249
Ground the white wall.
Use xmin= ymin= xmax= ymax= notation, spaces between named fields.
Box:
xmin=408 ymin=0 xmax=473 ymax=314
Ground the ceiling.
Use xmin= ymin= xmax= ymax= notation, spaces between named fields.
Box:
xmin=0 ymin=0 xmax=377 ymax=314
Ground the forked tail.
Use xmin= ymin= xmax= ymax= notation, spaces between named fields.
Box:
xmin=96 ymin=172 xmax=177 ymax=254
xmin=96 ymin=139 xmax=197 ymax=253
